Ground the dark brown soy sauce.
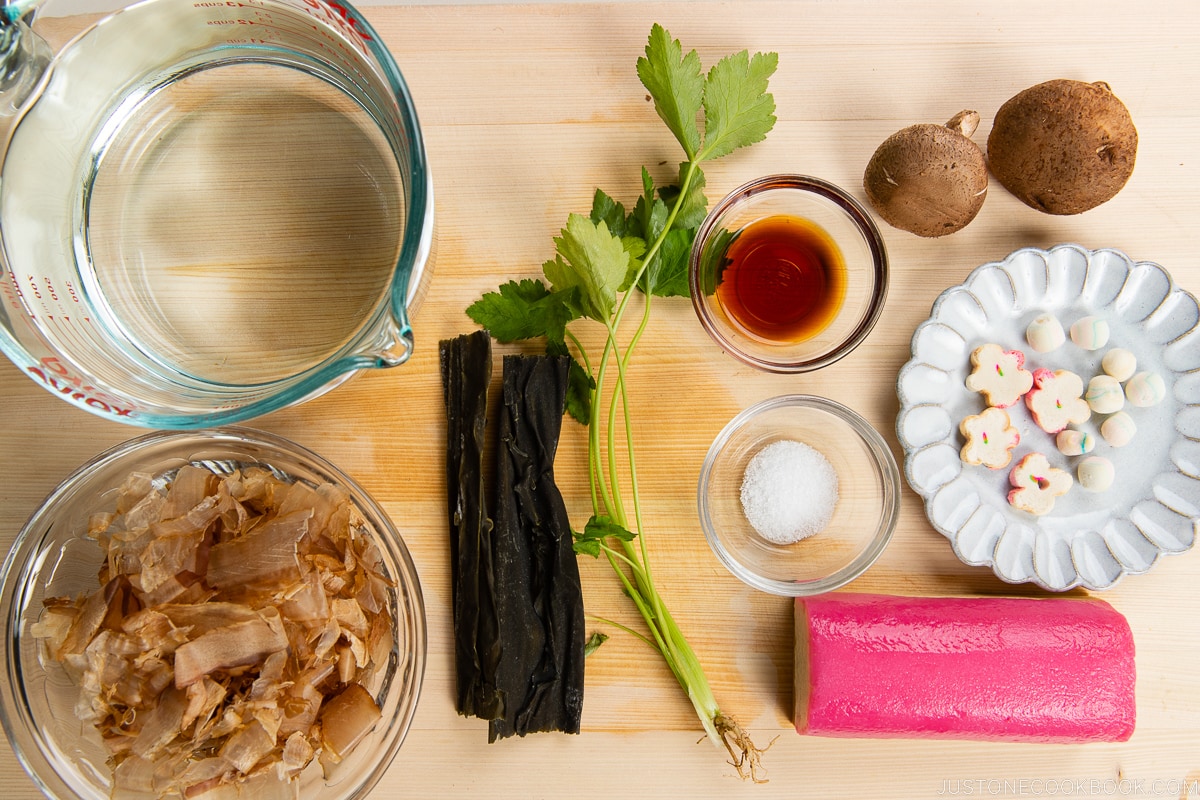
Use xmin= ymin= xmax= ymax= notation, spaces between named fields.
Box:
xmin=715 ymin=214 xmax=847 ymax=343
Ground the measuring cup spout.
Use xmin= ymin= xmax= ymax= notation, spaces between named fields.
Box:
xmin=0 ymin=13 xmax=51 ymax=116
xmin=358 ymin=311 xmax=414 ymax=369
xmin=367 ymin=321 xmax=415 ymax=367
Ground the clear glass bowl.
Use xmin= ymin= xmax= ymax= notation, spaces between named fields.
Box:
xmin=698 ymin=395 xmax=901 ymax=595
xmin=689 ymin=175 xmax=888 ymax=373
xmin=0 ymin=428 xmax=426 ymax=799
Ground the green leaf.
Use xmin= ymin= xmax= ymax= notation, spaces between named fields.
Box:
xmin=565 ymin=357 xmax=595 ymax=425
xmin=547 ymin=340 xmax=595 ymax=425
xmin=590 ymin=189 xmax=628 ymax=238
xmin=657 ymin=163 xmax=708 ymax=231
xmin=587 ymin=515 xmax=638 ymax=541
xmin=465 ymin=278 xmax=575 ymax=344
xmin=540 ymin=261 xmax=588 ymax=321
xmin=543 ymin=214 xmax=632 ymax=322
xmin=696 ymin=227 xmax=738 ymax=296
xmin=572 ymin=537 xmax=601 ymax=558
xmin=636 ymin=23 xmax=703 ymax=160
xmin=617 ymin=236 xmax=647 ymax=293
xmin=573 ymin=514 xmax=638 ymax=557
xmin=698 ymin=49 xmax=778 ymax=161
xmin=630 ymin=168 xmax=669 ymax=245
xmin=641 ymin=226 xmax=694 ymax=298
xmin=584 ymin=632 xmax=609 ymax=656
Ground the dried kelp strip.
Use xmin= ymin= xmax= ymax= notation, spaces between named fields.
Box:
xmin=441 ymin=341 xmax=586 ymax=740
xmin=489 ymin=354 xmax=586 ymax=740
xmin=439 ymin=332 xmax=503 ymax=720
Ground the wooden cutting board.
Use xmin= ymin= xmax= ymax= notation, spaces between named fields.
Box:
xmin=3 ymin=1 xmax=1200 ymax=797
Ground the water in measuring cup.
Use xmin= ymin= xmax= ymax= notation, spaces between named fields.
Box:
xmin=83 ymin=60 xmax=405 ymax=386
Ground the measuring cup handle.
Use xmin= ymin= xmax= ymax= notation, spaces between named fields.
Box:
xmin=0 ymin=15 xmax=51 ymax=116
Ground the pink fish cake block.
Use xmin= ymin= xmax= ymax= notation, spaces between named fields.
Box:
xmin=794 ymin=593 xmax=1136 ymax=743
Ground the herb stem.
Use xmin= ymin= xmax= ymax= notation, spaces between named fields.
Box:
xmin=591 ymin=156 xmax=699 ymax=526
xmin=585 ymin=615 xmax=656 ymax=649
xmin=600 ymin=549 xmax=683 ymax=684
xmin=591 ymin=163 xmax=721 ymax=744
xmin=567 ymin=330 xmax=603 ymax=514
xmin=602 ymin=324 xmax=629 ymax=530
xmin=596 ymin=539 xmax=647 ymax=579
xmin=588 ymin=336 xmax=619 ymax=522
xmin=622 ymin=285 xmax=654 ymax=550
xmin=610 ymin=159 xmax=700 ymax=336
xmin=566 ymin=330 xmax=591 ymax=375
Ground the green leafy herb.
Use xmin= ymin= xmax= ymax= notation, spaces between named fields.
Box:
xmin=546 ymin=339 xmax=595 ymax=424
xmin=642 ymin=226 xmax=693 ymax=298
xmin=467 ymin=23 xmax=777 ymax=781
xmin=698 ymin=49 xmax=779 ymax=161
xmin=465 ymin=278 xmax=573 ymax=346
xmin=583 ymin=632 xmax=609 ymax=657
xmin=572 ymin=514 xmax=637 ymax=557
xmin=636 ymin=24 xmax=704 ymax=160
xmin=590 ymin=189 xmax=629 ymax=239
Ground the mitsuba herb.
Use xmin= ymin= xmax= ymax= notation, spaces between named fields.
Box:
xmin=467 ymin=24 xmax=778 ymax=779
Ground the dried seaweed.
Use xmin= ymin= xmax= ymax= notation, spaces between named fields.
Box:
xmin=440 ymin=340 xmax=586 ymax=740
xmin=439 ymin=332 xmax=503 ymax=720
xmin=489 ymin=355 xmax=585 ymax=740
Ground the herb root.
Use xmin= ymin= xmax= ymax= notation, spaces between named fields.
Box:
xmin=714 ymin=712 xmax=774 ymax=784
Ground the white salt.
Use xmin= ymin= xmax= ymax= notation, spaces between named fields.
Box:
xmin=739 ymin=439 xmax=838 ymax=544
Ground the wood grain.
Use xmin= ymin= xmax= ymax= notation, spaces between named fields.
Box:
xmin=3 ymin=1 xmax=1200 ymax=797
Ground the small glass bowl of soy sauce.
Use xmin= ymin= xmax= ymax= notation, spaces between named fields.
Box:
xmin=689 ymin=175 xmax=889 ymax=372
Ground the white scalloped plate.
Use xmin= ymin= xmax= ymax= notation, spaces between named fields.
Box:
xmin=897 ymin=244 xmax=1200 ymax=591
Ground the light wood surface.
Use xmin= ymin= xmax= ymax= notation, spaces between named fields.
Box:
xmin=4 ymin=2 xmax=1200 ymax=797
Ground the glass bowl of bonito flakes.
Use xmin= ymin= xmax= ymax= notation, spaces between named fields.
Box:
xmin=0 ymin=427 xmax=425 ymax=800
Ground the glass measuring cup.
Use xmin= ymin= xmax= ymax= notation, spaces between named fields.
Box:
xmin=0 ymin=0 xmax=433 ymax=428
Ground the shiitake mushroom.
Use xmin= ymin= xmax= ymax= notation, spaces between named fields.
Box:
xmin=987 ymin=79 xmax=1137 ymax=215
xmin=863 ymin=111 xmax=989 ymax=238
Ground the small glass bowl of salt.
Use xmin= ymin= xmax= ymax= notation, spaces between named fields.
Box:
xmin=698 ymin=394 xmax=900 ymax=595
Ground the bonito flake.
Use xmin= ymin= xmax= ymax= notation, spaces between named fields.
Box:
xmin=31 ymin=464 xmax=396 ymax=797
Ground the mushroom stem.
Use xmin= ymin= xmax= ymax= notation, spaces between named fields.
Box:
xmin=945 ymin=110 xmax=980 ymax=138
